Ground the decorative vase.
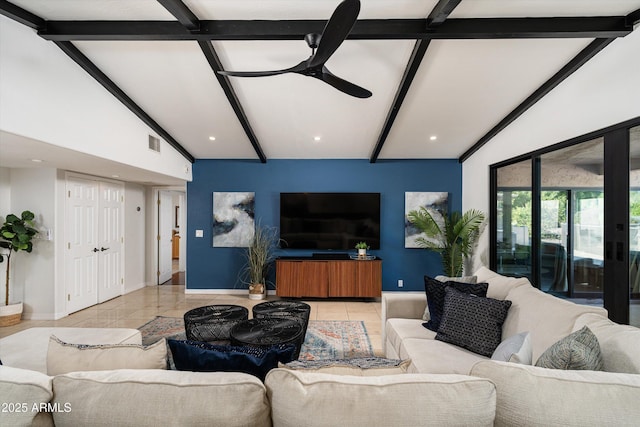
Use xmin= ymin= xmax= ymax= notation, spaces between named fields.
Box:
xmin=248 ymin=284 xmax=267 ymax=300
xmin=0 ymin=301 xmax=23 ymax=327
xmin=358 ymin=248 xmax=367 ymax=258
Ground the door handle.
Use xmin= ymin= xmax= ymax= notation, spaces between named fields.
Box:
xmin=100 ymin=247 xmax=109 ymax=252
xmin=93 ymin=248 xmax=100 ymax=253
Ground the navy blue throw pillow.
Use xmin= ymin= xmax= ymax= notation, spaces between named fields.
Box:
xmin=435 ymin=287 xmax=512 ymax=357
xmin=168 ymin=339 xmax=296 ymax=381
xmin=423 ymin=276 xmax=489 ymax=332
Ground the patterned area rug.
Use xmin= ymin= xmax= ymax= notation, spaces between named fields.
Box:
xmin=138 ymin=316 xmax=374 ymax=360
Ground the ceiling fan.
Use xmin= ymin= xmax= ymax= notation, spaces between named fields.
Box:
xmin=218 ymin=0 xmax=372 ymax=99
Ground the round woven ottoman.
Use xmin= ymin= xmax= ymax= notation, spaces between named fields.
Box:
xmin=183 ymin=305 xmax=249 ymax=342
xmin=252 ymin=301 xmax=311 ymax=359
xmin=230 ymin=318 xmax=304 ymax=363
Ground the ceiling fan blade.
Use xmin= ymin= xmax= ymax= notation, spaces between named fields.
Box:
xmin=319 ymin=68 xmax=372 ymax=98
xmin=218 ymin=61 xmax=307 ymax=77
xmin=308 ymin=0 xmax=360 ymax=68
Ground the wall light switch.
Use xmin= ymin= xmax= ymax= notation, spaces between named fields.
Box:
xmin=195 ymin=230 xmax=204 ymax=238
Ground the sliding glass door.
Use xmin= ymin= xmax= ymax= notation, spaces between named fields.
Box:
xmin=491 ymin=118 xmax=640 ymax=326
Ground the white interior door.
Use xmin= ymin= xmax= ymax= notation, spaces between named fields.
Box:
xmin=158 ymin=191 xmax=173 ymax=284
xmin=98 ymin=181 xmax=124 ymax=303
xmin=66 ymin=176 xmax=99 ymax=313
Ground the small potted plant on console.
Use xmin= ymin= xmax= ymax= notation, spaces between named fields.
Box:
xmin=355 ymin=241 xmax=369 ymax=259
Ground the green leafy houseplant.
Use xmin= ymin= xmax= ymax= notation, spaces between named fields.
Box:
xmin=240 ymin=223 xmax=280 ymax=300
xmin=0 ymin=211 xmax=39 ymax=306
xmin=407 ymin=208 xmax=485 ymax=277
xmin=355 ymin=242 xmax=369 ymax=250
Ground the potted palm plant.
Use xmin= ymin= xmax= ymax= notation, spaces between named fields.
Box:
xmin=240 ymin=223 xmax=280 ymax=300
xmin=407 ymin=208 xmax=485 ymax=277
xmin=0 ymin=210 xmax=39 ymax=326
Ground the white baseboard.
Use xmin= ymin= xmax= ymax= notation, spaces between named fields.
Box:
xmin=184 ymin=288 xmax=276 ymax=296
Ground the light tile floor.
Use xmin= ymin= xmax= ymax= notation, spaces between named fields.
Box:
xmin=0 ymin=285 xmax=384 ymax=356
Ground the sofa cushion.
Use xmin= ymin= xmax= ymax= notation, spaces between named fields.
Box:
xmin=52 ymin=369 xmax=270 ymax=427
xmin=265 ymin=368 xmax=496 ymax=427
xmin=385 ymin=318 xmax=435 ymax=357
xmin=168 ymin=339 xmax=296 ymax=381
xmin=0 ymin=365 xmax=53 ymax=427
xmin=400 ymin=337 xmax=487 ymax=375
xmin=435 ymin=288 xmax=512 ymax=357
xmin=281 ymin=357 xmax=411 ymax=376
xmin=47 ymin=336 xmax=167 ymax=375
xmin=0 ymin=327 xmax=142 ymax=374
xmin=491 ymin=331 xmax=532 ymax=365
xmin=471 ymin=360 xmax=640 ymax=427
xmin=422 ymin=275 xmax=477 ymax=320
xmin=535 ymin=326 xmax=604 ymax=371
xmin=573 ymin=312 xmax=640 ymax=374
xmin=423 ymin=276 xmax=488 ymax=331
xmin=473 ymin=266 xmax=531 ymax=300
xmin=500 ymin=284 xmax=607 ymax=362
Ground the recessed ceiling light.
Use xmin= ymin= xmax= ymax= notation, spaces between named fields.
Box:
xmin=111 ymin=174 xmax=120 ymax=178
xmin=209 ymin=136 xmax=216 ymax=141
xmin=429 ymin=136 xmax=437 ymax=141
xmin=31 ymin=159 xmax=43 ymax=163
xmin=314 ymin=136 xmax=321 ymax=142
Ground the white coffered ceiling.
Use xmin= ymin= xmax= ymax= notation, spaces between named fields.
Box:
xmin=1 ymin=0 xmax=639 ymax=184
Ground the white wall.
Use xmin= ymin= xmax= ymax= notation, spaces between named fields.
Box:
xmin=463 ymin=29 xmax=640 ymax=270
xmin=0 ymin=167 xmax=11 ymax=305
xmin=124 ymin=183 xmax=148 ymax=293
xmin=0 ymin=16 xmax=192 ymax=183
xmin=8 ymin=168 xmax=58 ymax=319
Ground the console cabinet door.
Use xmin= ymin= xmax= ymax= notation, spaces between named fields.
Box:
xmin=276 ymin=261 xmax=328 ymax=297
xmin=328 ymin=261 xmax=357 ymax=297
xmin=356 ymin=260 xmax=382 ymax=297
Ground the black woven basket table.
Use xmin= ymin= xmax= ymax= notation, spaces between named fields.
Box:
xmin=183 ymin=305 xmax=249 ymax=342
xmin=230 ymin=318 xmax=304 ymax=362
xmin=253 ymin=301 xmax=311 ymax=333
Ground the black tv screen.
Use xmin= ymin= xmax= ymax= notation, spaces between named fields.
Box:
xmin=280 ymin=192 xmax=380 ymax=250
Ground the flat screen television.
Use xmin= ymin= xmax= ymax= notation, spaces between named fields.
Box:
xmin=279 ymin=192 xmax=380 ymax=250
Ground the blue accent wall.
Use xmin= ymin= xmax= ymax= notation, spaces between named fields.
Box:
xmin=187 ymin=159 xmax=461 ymax=292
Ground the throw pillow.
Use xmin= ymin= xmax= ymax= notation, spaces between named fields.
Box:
xmin=535 ymin=326 xmax=604 ymax=370
xmin=280 ymin=357 xmax=411 ymax=376
xmin=423 ymin=276 xmax=488 ymax=331
xmin=491 ymin=331 xmax=532 ymax=365
xmin=435 ymin=287 xmax=512 ymax=357
xmin=47 ymin=335 xmax=167 ymax=376
xmin=168 ymin=339 xmax=296 ymax=381
xmin=422 ymin=275 xmax=477 ymax=321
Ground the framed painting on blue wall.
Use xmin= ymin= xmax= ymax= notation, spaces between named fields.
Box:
xmin=404 ymin=192 xmax=448 ymax=248
xmin=212 ymin=192 xmax=255 ymax=247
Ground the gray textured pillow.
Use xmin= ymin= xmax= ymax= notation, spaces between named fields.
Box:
xmin=422 ymin=275 xmax=477 ymax=321
xmin=491 ymin=331 xmax=532 ymax=365
xmin=435 ymin=287 xmax=512 ymax=357
xmin=535 ymin=326 xmax=604 ymax=370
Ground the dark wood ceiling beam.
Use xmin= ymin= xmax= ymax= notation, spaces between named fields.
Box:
xmin=198 ymin=41 xmax=267 ymax=163
xmin=369 ymin=40 xmax=430 ymax=162
xmin=458 ymin=38 xmax=616 ymax=163
xmin=0 ymin=0 xmax=44 ymax=29
xmin=157 ymin=0 xmax=200 ymax=30
xmin=53 ymin=41 xmax=195 ymax=163
xmin=628 ymin=8 xmax=640 ymax=25
xmin=38 ymin=17 xmax=631 ymax=41
xmin=370 ymin=0 xmax=460 ymax=163
xmin=427 ymin=0 xmax=462 ymax=27
xmin=156 ymin=0 xmax=267 ymax=162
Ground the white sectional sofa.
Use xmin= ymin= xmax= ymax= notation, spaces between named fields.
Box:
xmin=1 ymin=327 xmax=496 ymax=426
xmin=382 ymin=266 xmax=640 ymax=426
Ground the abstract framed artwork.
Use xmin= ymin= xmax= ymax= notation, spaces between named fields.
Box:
xmin=405 ymin=192 xmax=448 ymax=248
xmin=212 ymin=192 xmax=255 ymax=247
